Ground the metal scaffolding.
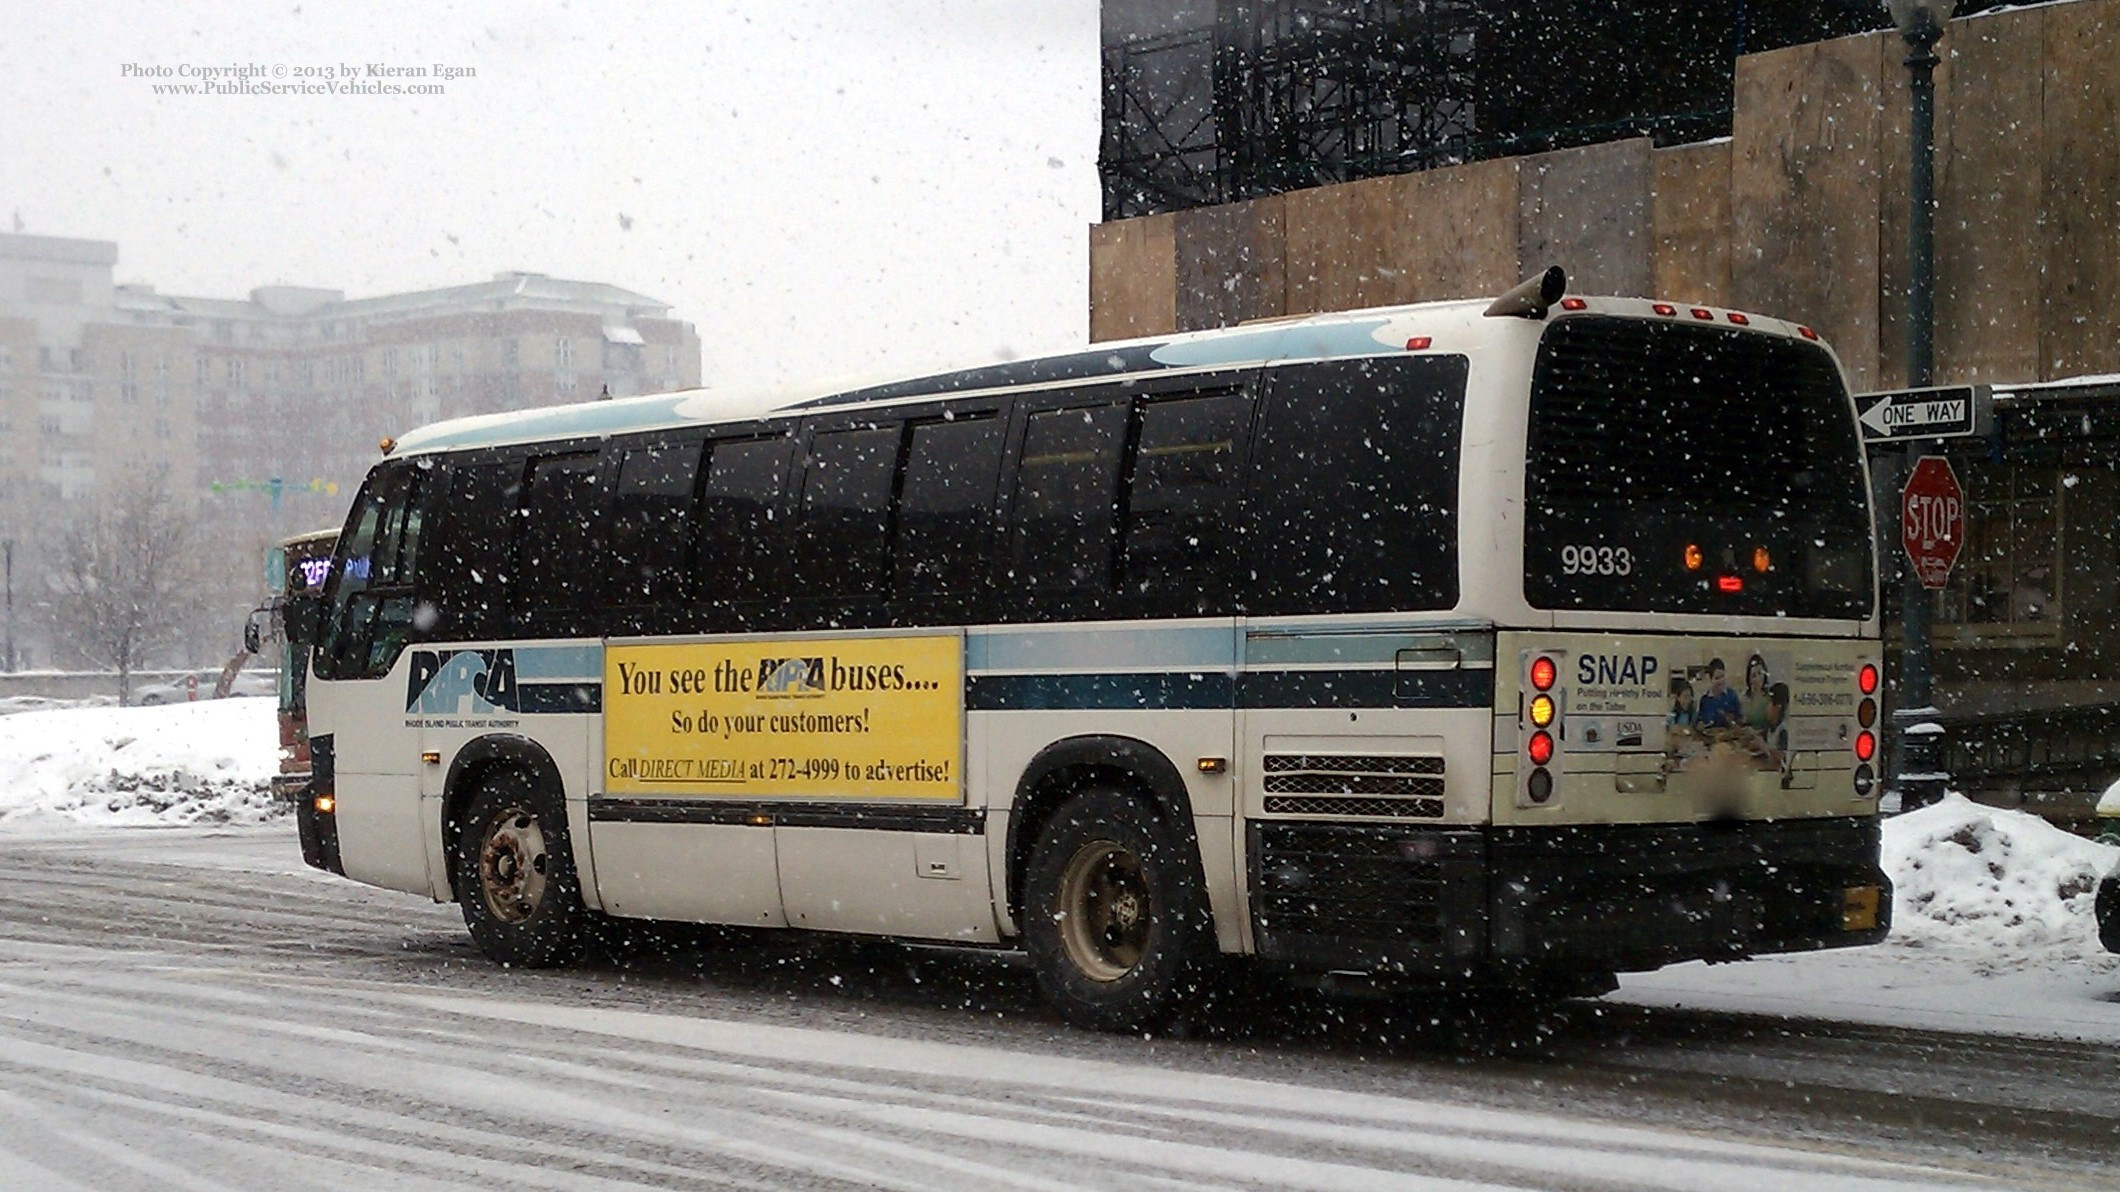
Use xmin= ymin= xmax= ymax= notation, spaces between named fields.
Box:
xmin=1103 ymin=1 xmax=1479 ymax=220
xmin=1099 ymin=1 xmax=1984 ymax=221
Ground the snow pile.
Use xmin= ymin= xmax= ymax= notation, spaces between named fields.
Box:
xmin=0 ymin=699 xmax=281 ymax=828
xmin=1882 ymin=793 xmax=2118 ymax=971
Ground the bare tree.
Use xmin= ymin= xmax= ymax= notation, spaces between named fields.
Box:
xmin=37 ymin=469 xmax=208 ymax=704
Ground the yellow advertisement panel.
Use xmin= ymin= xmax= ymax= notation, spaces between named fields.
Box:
xmin=604 ymin=634 xmax=961 ymax=801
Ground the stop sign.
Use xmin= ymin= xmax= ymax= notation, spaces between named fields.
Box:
xmin=1901 ymin=456 xmax=1964 ymax=590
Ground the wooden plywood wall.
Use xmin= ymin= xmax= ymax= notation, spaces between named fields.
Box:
xmin=1731 ymin=32 xmax=1885 ymax=390
xmin=1518 ymin=139 xmax=1653 ymax=297
xmin=2038 ymin=1 xmax=2120 ymax=381
xmin=1936 ymin=9 xmax=2040 ymax=384
xmin=1089 ymin=215 xmax=1176 ymax=342
xmin=1651 ymin=141 xmax=1732 ymax=307
xmin=1173 ymin=196 xmax=1286 ymax=332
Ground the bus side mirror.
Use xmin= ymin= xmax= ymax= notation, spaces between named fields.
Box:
xmin=243 ymin=617 xmax=263 ymax=655
xmin=284 ymin=592 xmax=324 ymax=647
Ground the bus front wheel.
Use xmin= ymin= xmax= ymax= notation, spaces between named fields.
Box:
xmin=454 ymin=772 xmax=590 ymax=968
xmin=1024 ymin=787 xmax=1209 ymax=1033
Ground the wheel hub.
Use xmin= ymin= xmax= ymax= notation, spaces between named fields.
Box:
xmin=1057 ymin=840 xmax=1151 ymax=982
xmin=478 ymin=808 xmax=549 ymax=925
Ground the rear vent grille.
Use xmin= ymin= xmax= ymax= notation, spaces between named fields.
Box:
xmin=1253 ymin=823 xmax=1447 ymax=947
xmin=1260 ymin=754 xmax=1444 ymax=817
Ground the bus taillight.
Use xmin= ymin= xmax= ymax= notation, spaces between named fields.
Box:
xmin=1858 ymin=663 xmax=1879 ymax=695
xmin=1529 ymin=655 xmax=1557 ymax=692
xmin=1527 ymin=730 xmax=1555 ymax=766
xmin=1854 ymin=730 xmax=1877 ymax=763
xmin=1717 ymin=575 xmax=1743 ymax=593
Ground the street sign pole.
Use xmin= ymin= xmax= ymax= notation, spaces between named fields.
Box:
xmin=1888 ymin=4 xmax=1951 ymax=812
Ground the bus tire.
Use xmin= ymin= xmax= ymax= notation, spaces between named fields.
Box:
xmin=1024 ymin=786 xmax=1209 ymax=1033
xmin=454 ymin=771 xmax=589 ymax=968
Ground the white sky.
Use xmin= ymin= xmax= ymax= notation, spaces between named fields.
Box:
xmin=0 ymin=1 xmax=1102 ymax=391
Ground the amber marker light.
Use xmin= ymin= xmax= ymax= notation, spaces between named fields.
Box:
xmin=1529 ymin=694 xmax=1557 ymax=728
xmin=1752 ymin=545 xmax=1772 ymax=573
xmin=1683 ymin=543 xmax=1703 ymax=571
xmin=313 ymin=794 xmax=335 ymax=814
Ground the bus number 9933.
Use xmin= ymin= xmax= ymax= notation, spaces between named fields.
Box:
xmin=1560 ymin=544 xmax=1633 ymax=576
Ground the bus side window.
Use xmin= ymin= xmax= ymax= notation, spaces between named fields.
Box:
xmin=794 ymin=423 xmax=901 ymax=606
xmin=509 ymin=452 xmax=605 ymax=631
xmin=1008 ymin=403 xmax=1128 ymax=617
xmin=1122 ymin=391 xmax=1248 ymax=617
xmin=421 ymin=459 xmax=519 ymax=642
xmin=1247 ymin=357 xmax=1466 ymax=616
xmin=894 ymin=414 xmax=1004 ymax=614
xmin=695 ymin=433 xmax=794 ymax=629
xmin=606 ymin=440 xmax=704 ymax=608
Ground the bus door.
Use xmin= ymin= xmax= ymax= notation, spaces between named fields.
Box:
xmin=313 ymin=461 xmax=434 ymax=896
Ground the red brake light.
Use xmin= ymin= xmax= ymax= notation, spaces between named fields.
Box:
xmin=1854 ymin=730 xmax=1876 ymax=762
xmin=1404 ymin=336 xmax=1432 ymax=350
xmin=1527 ymin=730 xmax=1555 ymax=766
xmin=1858 ymin=663 xmax=1879 ymax=695
xmin=1529 ymin=656 xmax=1557 ymax=691
xmin=1717 ymin=575 xmax=1744 ymax=593
xmin=1560 ymin=297 xmax=1587 ymax=311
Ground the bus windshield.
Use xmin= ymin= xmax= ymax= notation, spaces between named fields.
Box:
xmin=1522 ymin=316 xmax=1873 ymax=619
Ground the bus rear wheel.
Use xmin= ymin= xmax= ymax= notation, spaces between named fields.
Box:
xmin=455 ymin=772 xmax=589 ymax=968
xmin=1024 ymin=787 xmax=1208 ymax=1033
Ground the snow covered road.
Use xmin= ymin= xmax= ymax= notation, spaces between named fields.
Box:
xmin=0 ymin=828 xmax=2113 ymax=1190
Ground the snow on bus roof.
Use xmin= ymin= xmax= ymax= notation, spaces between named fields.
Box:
xmin=386 ymin=298 xmax=1505 ymax=458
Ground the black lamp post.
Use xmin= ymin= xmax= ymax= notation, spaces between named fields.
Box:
xmin=1886 ymin=0 xmax=1955 ymax=809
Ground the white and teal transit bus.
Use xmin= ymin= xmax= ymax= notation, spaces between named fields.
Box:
xmin=294 ymin=270 xmax=1890 ymax=1031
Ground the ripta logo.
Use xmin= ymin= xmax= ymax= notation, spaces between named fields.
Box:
xmin=406 ymin=649 xmax=519 ymax=714
xmin=757 ymin=657 xmax=825 ymax=695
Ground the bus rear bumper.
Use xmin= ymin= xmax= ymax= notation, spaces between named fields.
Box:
xmin=1249 ymin=817 xmax=1890 ymax=982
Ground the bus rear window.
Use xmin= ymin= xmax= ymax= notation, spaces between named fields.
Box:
xmin=1524 ymin=317 xmax=1873 ymax=618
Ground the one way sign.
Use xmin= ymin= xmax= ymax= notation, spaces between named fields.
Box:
xmin=1854 ymin=384 xmax=1990 ymax=444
